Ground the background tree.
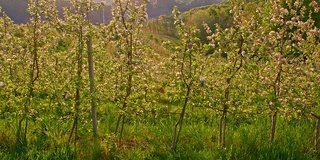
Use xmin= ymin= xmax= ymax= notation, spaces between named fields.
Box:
xmin=204 ymin=0 xmax=258 ymax=147
xmin=62 ymin=0 xmax=94 ymax=152
xmin=255 ymin=0 xmax=319 ymax=142
xmin=16 ymin=0 xmax=43 ymax=149
xmin=107 ymin=0 xmax=149 ymax=141
xmin=169 ymin=6 xmax=207 ymax=151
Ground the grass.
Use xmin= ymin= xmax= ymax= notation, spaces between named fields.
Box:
xmin=0 ymin=101 xmax=319 ymax=160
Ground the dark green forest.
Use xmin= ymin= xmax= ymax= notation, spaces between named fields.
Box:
xmin=0 ymin=0 xmax=320 ymax=159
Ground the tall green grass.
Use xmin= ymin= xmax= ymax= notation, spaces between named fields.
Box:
xmin=0 ymin=103 xmax=319 ymax=159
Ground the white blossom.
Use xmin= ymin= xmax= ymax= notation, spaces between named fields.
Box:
xmin=0 ymin=82 xmax=4 ymax=88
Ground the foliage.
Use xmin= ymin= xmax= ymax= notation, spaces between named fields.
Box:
xmin=0 ymin=0 xmax=319 ymax=159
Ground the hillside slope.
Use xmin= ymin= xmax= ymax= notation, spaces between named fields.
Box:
xmin=0 ymin=0 xmax=223 ymax=24
xmin=145 ymin=1 xmax=232 ymax=42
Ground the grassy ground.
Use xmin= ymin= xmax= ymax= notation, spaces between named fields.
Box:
xmin=0 ymin=102 xmax=319 ymax=160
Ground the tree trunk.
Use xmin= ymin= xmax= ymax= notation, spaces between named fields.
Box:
xmin=119 ymin=115 xmax=125 ymax=143
xmin=114 ymin=97 xmax=128 ymax=135
xmin=68 ymin=88 xmax=80 ymax=152
xmin=69 ymin=22 xmax=83 ymax=151
xmin=312 ymin=113 xmax=320 ymax=151
xmin=316 ymin=119 xmax=319 ymax=151
xmin=171 ymin=85 xmax=191 ymax=151
xmin=219 ymin=106 xmax=227 ymax=147
xmin=115 ymin=31 xmax=133 ymax=136
xmin=270 ymin=110 xmax=277 ymax=142
xmin=115 ymin=114 xmax=123 ymax=134
xmin=219 ymin=114 xmax=223 ymax=146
